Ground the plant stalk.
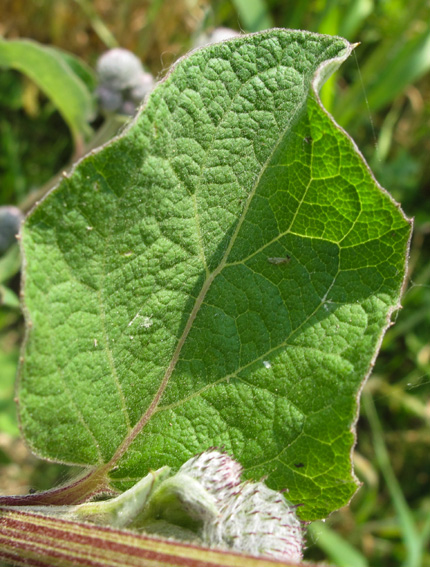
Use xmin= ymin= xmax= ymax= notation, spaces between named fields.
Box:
xmin=0 ymin=507 xmax=313 ymax=567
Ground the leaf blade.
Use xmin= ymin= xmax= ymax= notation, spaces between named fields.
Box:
xmin=18 ymin=30 xmax=411 ymax=521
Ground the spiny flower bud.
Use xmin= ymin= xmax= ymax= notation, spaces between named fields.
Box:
xmin=178 ymin=449 xmax=242 ymax=505
xmin=0 ymin=206 xmax=23 ymax=254
xmin=175 ymin=450 xmax=304 ymax=562
xmin=204 ymin=480 xmax=304 ymax=562
xmin=62 ymin=450 xmax=305 ymax=562
xmin=96 ymin=48 xmax=154 ymax=115
xmin=96 ymin=48 xmax=145 ymax=91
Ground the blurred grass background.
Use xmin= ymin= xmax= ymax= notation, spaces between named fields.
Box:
xmin=0 ymin=1 xmax=429 ymax=566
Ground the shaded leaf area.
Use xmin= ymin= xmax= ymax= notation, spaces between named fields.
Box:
xmin=18 ymin=30 xmax=411 ymax=521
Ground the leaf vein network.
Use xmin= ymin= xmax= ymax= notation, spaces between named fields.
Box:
xmin=155 ymin=265 xmax=343 ymax=415
xmin=45 ymin=303 xmax=104 ymax=464
xmin=106 ymin=55 xmax=310 ymax=465
xmin=96 ymin=172 xmax=140 ymax=433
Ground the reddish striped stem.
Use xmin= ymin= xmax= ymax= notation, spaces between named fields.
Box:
xmin=0 ymin=507 xmax=316 ymax=567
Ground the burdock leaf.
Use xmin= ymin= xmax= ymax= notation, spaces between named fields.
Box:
xmin=18 ymin=29 xmax=411 ymax=521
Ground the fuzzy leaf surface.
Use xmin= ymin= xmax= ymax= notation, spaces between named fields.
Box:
xmin=18 ymin=30 xmax=411 ymax=521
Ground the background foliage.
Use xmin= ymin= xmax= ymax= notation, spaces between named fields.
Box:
xmin=0 ymin=1 xmax=429 ymax=566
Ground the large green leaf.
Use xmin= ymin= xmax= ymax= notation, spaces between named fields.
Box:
xmin=18 ymin=30 xmax=411 ymax=521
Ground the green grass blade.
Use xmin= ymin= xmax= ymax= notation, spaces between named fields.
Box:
xmin=338 ymin=0 xmax=374 ymax=40
xmin=336 ymin=24 xmax=430 ymax=127
xmin=363 ymin=393 xmax=422 ymax=567
xmin=231 ymin=0 xmax=274 ymax=31
xmin=364 ymin=29 xmax=430 ymax=112
xmin=0 ymin=39 xmax=95 ymax=145
xmin=308 ymin=521 xmax=368 ymax=567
